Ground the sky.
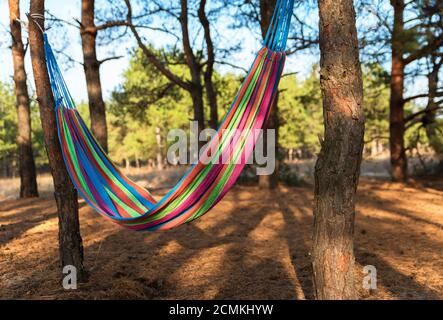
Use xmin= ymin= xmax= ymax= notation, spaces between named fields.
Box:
xmin=0 ymin=0 xmax=316 ymax=104
xmin=0 ymin=0 xmax=131 ymax=102
xmin=0 ymin=0 xmax=427 ymax=105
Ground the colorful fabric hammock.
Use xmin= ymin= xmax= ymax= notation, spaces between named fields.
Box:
xmin=43 ymin=0 xmax=294 ymax=231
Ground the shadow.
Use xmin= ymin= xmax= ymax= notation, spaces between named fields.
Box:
xmin=0 ymin=203 xmax=57 ymax=246
xmin=278 ymin=187 xmax=315 ymax=299
xmin=416 ymin=175 xmax=443 ymax=193
xmin=77 ymin=187 xmax=301 ymax=300
xmin=355 ymin=246 xmax=441 ymax=299
xmin=0 ymin=198 xmax=46 ymax=213
xmin=353 ymin=182 xmax=443 ymax=299
xmin=211 ymin=190 xmax=300 ymax=299
xmin=2 ymin=180 xmax=443 ymax=300
xmin=359 ymin=189 xmax=443 ymax=230
xmin=0 ymin=200 xmax=88 ymax=247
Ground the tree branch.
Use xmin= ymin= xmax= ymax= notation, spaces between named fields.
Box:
xmin=98 ymin=55 xmax=124 ymax=65
xmin=403 ymin=34 xmax=443 ymax=65
xmin=95 ymin=20 xmax=128 ymax=31
xmin=403 ymin=91 xmax=443 ymax=103
xmin=179 ymin=0 xmax=200 ymax=84
xmin=405 ymin=105 xmax=443 ymax=123
xmin=124 ymin=0 xmax=191 ymax=91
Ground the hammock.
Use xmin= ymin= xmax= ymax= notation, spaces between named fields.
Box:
xmin=43 ymin=0 xmax=294 ymax=231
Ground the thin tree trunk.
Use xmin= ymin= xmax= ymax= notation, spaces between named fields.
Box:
xmin=191 ymin=87 xmax=205 ymax=140
xmin=312 ymin=0 xmax=364 ymax=300
xmin=180 ymin=0 xmax=206 ymax=143
xmin=125 ymin=0 xmax=206 ymax=138
xmin=259 ymin=94 xmax=279 ymax=189
xmin=155 ymin=126 xmax=164 ymax=170
xmin=389 ymin=0 xmax=407 ymax=181
xmin=259 ymin=0 xmax=279 ymax=189
xmin=28 ymin=1 xmax=87 ymax=282
xmin=198 ymin=0 xmax=218 ymax=130
xmin=80 ymin=0 xmax=108 ymax=152
xmin=8 ymin=0 xmax=39 ymax=198
xmin=424 ymin=57 xmax=443 ymax=173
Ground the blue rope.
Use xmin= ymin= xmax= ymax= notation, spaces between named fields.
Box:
xmin=44 ymin=34 xmax=76 ymax=110
xmin=263 ymin=0 xmax=294 ymax=52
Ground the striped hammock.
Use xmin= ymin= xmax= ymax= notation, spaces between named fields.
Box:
xmin=44 ymin=0 xmax=294 ymax=231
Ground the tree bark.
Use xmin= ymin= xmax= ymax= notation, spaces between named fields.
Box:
xmin=312 ymin=0 xmax=364 ymax=300
xmin=389 ymin=0 xmax=407 ymax=181
xmin=198 ymin=0 xmax=218 ymax=130
xmin=180 ymin=0 xmax=205 ymax=141
xmin=8 ymin=0 xmax=39 ymax=198
xmin=28 ymin=0 xmax=87 ymax=282
xmin=80 ymin=0 xmax=108 ymax=152
xmin=424 ymin=57 xmax=443 ymax=173
xmin=259 ymin=0 xmax=279 ymax=189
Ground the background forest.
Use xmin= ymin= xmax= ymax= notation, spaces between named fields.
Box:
xmin=1 ymin=0 xmax=441 ymax=185
xmin=0 ymin=0 xmax=442 ymax=301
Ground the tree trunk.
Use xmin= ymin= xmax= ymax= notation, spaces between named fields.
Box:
xmin=259 ymin=0 xmax=279 ymax=189
xmin=206 ymin=78 xmax=218 ymax=130
xmin=259 ymin=94 xmax=279 ymax=189
xmin=28 ymin=0 xmax=87 ymax=282
xmin=125 ymin=0 xmax=206 ymax=137
xmin=8 ymin=0 xmax=39 ymax=198
xmin=155 ymin=126 xmax=164 ymax=170
xmin=179 ymin=0 xmax=206 ymax=150
xmin=424 ymin=58 xmax=443 ymax=173
xmin=80 ymin=0 xmax=108 ymax=152
xmin=312 ymin=0 xmax=364 ymax=300
xmin=191 ymin=86 xmax=206 ymax=150
xmin=389 ymin=0 xmax=407 ymax=181
xmin=198 ymin=0 xmax=218 ymax=130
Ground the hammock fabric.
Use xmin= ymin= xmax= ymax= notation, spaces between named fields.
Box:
xmin=44 ymin=0 xmax=294 ymax=231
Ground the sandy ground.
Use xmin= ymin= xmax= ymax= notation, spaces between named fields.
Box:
xmin=0 ymin=178 xmax=442 ymax=300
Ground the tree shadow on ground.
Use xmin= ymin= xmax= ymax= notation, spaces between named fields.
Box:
xmin=0 ymin=200 xmax=87 ymax=247
xmin=1 ymin=181 xmax=442 ymax=299
xmin=278 ymin=187 xmax=315 ymax=299
xmin=359 ymin=189 xmax=443 ymax=230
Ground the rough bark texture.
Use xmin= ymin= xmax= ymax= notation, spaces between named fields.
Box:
xmin=312 ymin=0 xmax=364 ymax=300
xmin=389 ymin=0 xmax=407 ymax=181
xmin=81 ymin=0 xmax=108 ymax=152
xmin=28 ymin=0 xmax=87 ymax=282
xmin=8 ymin=0 xmax=39 ymax=198
xmin=259 ymin=0 xmax=279 ymax=189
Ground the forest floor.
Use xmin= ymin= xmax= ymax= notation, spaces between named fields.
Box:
xmin=0 ymin=169 xmax=442 ymax=300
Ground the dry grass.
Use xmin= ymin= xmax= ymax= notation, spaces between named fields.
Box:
xmin=0 ymin=166 xmax=186 ymax=201
xmin=1 ymin=175 xmax=442 ymax=300
xmin=0 ymin=174 xmax=54 ymax=200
